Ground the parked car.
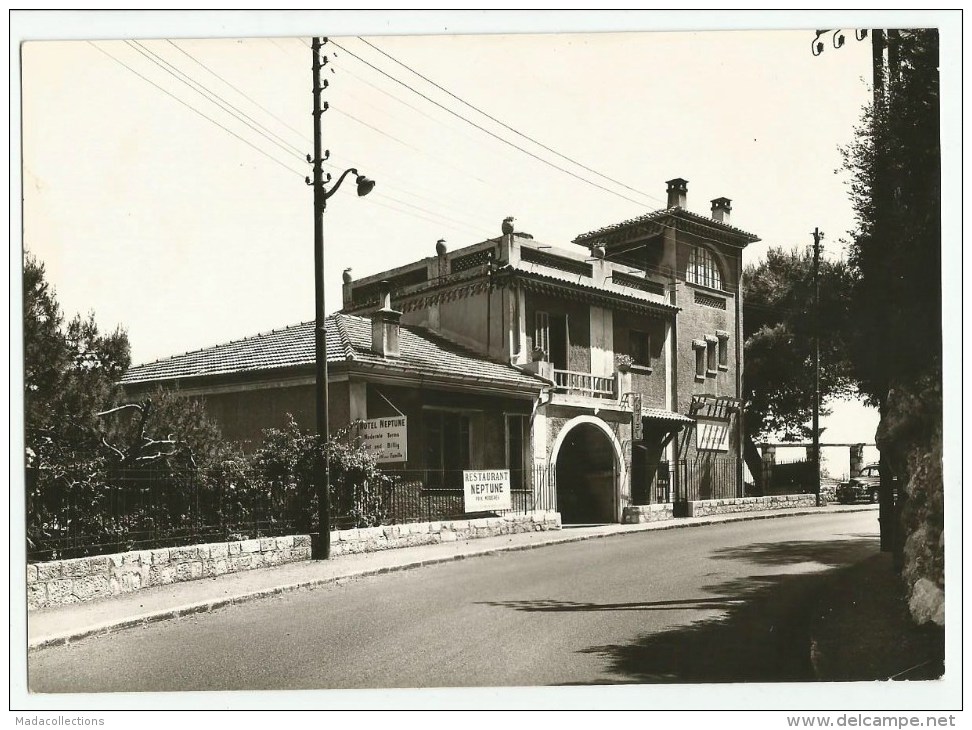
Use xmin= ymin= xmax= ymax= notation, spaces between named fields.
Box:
xmin=836 ymin=463 xmax=895 ymax=504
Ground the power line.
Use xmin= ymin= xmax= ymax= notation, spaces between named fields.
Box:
xmin=297 ymin=37 xmax=765 ymax=259
xmin=323 ymin=38 xmax=766 ymax=251
xmin=88 ymin=41 xmax=306 ymax=180
xmin=296 ymin=36 xmax=502 ymax=193
xmin=330 ymin=106 xmax=493 ymax=187
xmin=375 ymin=191 xmax=494 ymax=233
xmin=368 ymin=194 xmax=495 ymax=239
xmin=165 ymin=39 xmax=309 ymax=147
xmin=128 ymin=40 xmax=307 ymax=163
xmin=320 ymin=143 xmax=501 ymax=234
xmin=358 ymin=36 xmax=666 ymax=208
xmin=325 ymin=38 xmax=652 ymax=208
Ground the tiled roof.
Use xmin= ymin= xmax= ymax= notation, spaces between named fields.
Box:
xmin=641 ymin=407 xmax=695 ymax=424
xmin=121 ymin=314 xmax=546 ymax=391
xmin=509 ymin=267 xmax=678 ymax=314
xmin=573 ymin=206 xmax=760 ymax=245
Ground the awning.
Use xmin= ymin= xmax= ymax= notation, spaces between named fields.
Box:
xmin=641 ymin=407 xmax=695 ymax=425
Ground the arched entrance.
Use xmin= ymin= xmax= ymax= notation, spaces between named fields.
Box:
xmin=553 ymin=419 xmax=620 ymax=524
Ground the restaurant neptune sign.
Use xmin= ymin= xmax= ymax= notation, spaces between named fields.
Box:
xmin=463 ymin=470 xmax=512 ymax=512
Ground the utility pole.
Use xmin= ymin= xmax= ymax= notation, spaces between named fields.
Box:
xmin=812 ymin=227 xmax=823 ymax=507
xmin=311 ymin=36 xmax=331 ymax=559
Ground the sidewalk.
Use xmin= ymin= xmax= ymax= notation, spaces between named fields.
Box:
xmin=27 ymin=504 xmax=876 ymax=651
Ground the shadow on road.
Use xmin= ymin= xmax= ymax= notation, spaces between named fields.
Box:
xmin=710 ymin=533 xmax=879 ymax=568
xmin=490 ymin=535 xmax=887 ymax=684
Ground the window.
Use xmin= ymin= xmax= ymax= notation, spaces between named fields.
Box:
xmin=629 ymin=329 xmax=651 ymax=368
xmin=423 ymin=410 xmax=470 ymax=488
xmin=706 ymin=336 xmax=718 ymax=375
xmin=693 ymin=340 xmax=707 ymax=380
xmin=687 ymin=245 xmax=723 ymax=290
xmin=717 ymin=331 xmax=729 ymax=370
xmin=534 ymin=311 xmax=549 ymax=358
xmin=534 ymin=310 xmax=568 ymax=369
xmin=505 ymin=415 xmax=530 ymax=489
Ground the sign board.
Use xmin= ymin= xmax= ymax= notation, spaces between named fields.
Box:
xmin=463 ymin=470 xmax=512 ymax=512
xmin=697 ymin=417 xmax=730 ymax=452
xmin=360 ymin=416 xmax=407 ymax=463
xmin=629 ymin=392 xmax=643 ymax=442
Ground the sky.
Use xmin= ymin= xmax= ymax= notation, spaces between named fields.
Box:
xmin=16 ymin=11 xmax=957 ymax=445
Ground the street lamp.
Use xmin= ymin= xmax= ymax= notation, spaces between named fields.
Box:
xmin=308 ymin=36 xmax=375 ymax=559
xmin=309 ymin=166 xmax=375 ymax=560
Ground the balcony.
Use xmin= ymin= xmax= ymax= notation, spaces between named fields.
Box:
xmin=552 ymin=369 xmax=616 ymax=399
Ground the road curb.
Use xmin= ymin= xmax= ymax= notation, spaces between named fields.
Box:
xmin=28 ymin=505 xmax=877 ymax=651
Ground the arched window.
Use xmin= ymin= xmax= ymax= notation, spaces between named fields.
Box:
xmin=687 ymin=245 xmax=723 ymax=290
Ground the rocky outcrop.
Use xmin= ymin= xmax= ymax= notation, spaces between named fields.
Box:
xmin=876 ymin=373 xmax=944 ymax=627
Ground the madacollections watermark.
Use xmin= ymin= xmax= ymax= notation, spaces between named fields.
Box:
xmin=15 ymin=718 xmax=105 ymax=726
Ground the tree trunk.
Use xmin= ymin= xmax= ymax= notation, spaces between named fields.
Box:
xmin=876 ymin=394 xmax=896 ymax=556
xmin=743 ymin=435 xmax=764 ymax=496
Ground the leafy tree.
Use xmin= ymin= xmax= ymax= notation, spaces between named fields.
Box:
xmin=24 ymin=253 xmax=131 ymax=554
xmin=841 ymin=29 xmax=941 ymax=402
xmin=841 ymin=29 xmax=942 ymax=620
xmin=24 ymin=252 xmax=130 ymax=461
xmin=742 ymin=247 xmax=856 ymax=482
xmin=24 ymin=253 xmax=230 ymax=556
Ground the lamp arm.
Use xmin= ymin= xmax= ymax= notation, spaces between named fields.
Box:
xmin=322 ymin=168 xmax=359 ymax=202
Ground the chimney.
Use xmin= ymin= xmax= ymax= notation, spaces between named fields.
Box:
xmin=371 ymin=280 xmax=401 ymax=357
xmin=666 ymin=178 xmax=688 ymax=209
xmin=341 ymin=268 xmax=353 ymax=309
xmin=711 ymin=197 xmax=732 ymax=225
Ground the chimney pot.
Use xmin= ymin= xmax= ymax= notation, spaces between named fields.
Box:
xmin=371 ymin=280 xmax=401 ymax=357
xmin=666 ymin=178 xmax=688 ymax=209
xmin=711 ymin=197 xmax=732 ymax=224
xmin=377 ymin=279 xmax=393 ymax=310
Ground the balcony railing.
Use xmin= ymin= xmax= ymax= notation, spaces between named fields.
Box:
xmin=552 ymin=369 xmax=616 ymax=399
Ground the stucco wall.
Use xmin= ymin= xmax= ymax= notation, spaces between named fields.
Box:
xmin=431 ymin=288 xmax=510 ymax=361
xmin=191 ymin=380 xmax=351 ymax=451
xmin=672 ymin=234 xmax=742 ymax=465
xmin=612 ymin=310 xmax=668 ymax=408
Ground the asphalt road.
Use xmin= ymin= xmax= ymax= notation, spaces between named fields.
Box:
xmin=29 ymin=511 xmax=879 ymax=692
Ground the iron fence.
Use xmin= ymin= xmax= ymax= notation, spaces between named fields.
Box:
xmin=27 ymin=464 xmax=558 ymax=562
xmin=669 ymin=457 xmax=742 ymax=503
xmin=26 ymin=466 xmax=307 ymax=562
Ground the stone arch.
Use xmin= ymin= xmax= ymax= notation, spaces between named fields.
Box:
xmin=550 ymin=415 xmax=626 ymax=524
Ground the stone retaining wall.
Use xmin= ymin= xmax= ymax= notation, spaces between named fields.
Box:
xmin=685 ymin=494 xmax=817 ymax=518
xmin=27 ymin=535 xmax=313 ymax=611
xmin=27 ymin=511 xmax=561 ymax=610
xmin=329 ymin=510 xmax=561 ymax=556
xmin=621 ymin=503 xmax=674 ymax=524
